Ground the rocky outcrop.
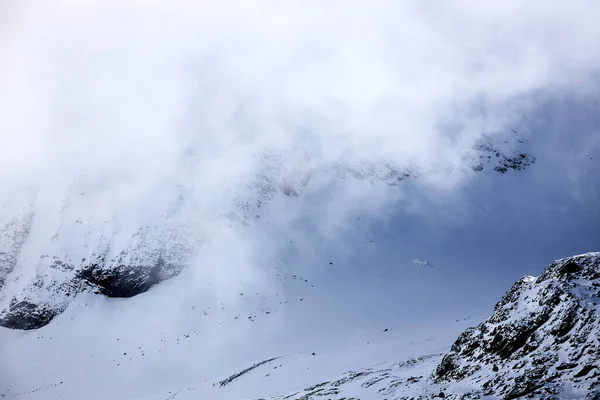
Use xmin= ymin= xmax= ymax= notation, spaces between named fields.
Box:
xmin=77 ymin=262 xmax=180 ymax=298
xmin=468 ymin=134 xmax=536 ymax=174
xmin=433 ymin=252 xmax=600 ymax=398
xmin=0 ymin=258 xmax=185 ymax=330
xmin=0 ymin=300 xmax=57 ymax=330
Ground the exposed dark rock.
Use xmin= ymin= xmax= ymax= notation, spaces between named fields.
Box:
xmin=77 ymin=262 xmax=174 ymax=298
xmin=431 ymin=252 xmax=600 ymax=398
xmin=555 ymin=362 xmax=577 ymax=371
xmin=587 ymin=389 xmax=600 ymax=400
xmin=470 ymin=135 xmax=536 ymax=175
xmin=557 ymin=259 xmax=583 ymax=276
xmin=0 ymin=300 xmax=58 ymax=330
xmin=0 ymin=255 xmax=185 ymax=330
xmin=574 ymin=364 xmax=596 ymax=378
xmin=493 ymin=153 xmax=536 ymax=174
xmin=216 ymin=357 xmax=280 ymax=387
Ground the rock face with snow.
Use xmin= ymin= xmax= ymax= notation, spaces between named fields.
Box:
xmin=432 ymin=252 xmax=600 ymax=399
xmin=0 ymin=219 xmax=191 ymax=330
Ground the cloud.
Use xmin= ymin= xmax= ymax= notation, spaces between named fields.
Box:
xmin=2 ymin=4 xmax=600 ymax=397
xmin=0 ymin=0 xmax=599 ymax=301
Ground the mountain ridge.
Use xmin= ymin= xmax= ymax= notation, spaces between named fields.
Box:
xmin=0 ymin=136 xmax=535 ymax=330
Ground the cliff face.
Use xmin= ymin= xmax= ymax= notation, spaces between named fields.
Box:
xmin=432 ymin=252 xmax=600 ymax=398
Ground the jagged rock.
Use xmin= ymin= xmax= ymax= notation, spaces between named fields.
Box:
xmin=493 ymin=153 xmax=536 ymax=173
xmin=0 ymin=255 xmax=185 ymax=329
xmin=432 ymin=252 xmax=600 ymax=398
xmin=0 ymin=300 xmax=56 ymax=330
xmin=77 ymin=261 xmax=182 ymax=298
xmin=0 ymin=220 xmax=192 ymax=330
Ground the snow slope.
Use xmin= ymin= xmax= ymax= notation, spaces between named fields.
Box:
xmin=138 ymin=253 xmax=600 ymax=400
xmin=2 ymin=252 xmax=599 ymax=400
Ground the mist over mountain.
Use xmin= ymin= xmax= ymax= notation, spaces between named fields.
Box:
xmin=1 ymin=1 xmax=599 ymax=399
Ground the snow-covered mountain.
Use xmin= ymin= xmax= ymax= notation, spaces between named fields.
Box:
xmin=432 ymin=253 xmax=600 ymax=399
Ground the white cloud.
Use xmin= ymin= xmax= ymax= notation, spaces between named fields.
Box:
xmin=0 ymin=0 xmax=599 ymax=299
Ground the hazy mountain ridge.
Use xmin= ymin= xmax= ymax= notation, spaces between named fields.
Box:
xmin=0 ymin=132 xmax=534 ymax=330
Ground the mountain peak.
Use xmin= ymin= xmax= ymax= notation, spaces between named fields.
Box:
xmin=433 ymin=252 xmax=600 ymax=398
xmin=539 ymin=252 xmax=600 ymax=283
